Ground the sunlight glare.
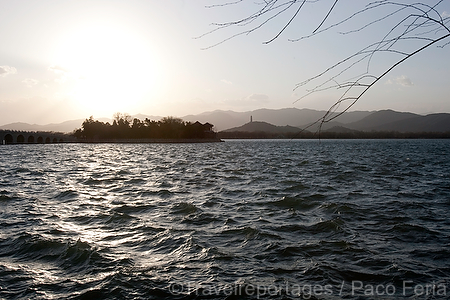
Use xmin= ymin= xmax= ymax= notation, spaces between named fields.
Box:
xmin=54 ymin=21 xmax=162 ymax=115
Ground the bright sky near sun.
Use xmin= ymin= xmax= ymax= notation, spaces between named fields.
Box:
xmin=0 ymin=0 xmax=449 ymax=124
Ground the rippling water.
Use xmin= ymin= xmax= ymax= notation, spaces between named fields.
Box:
xmin=1 ymin=140 xmax=449 ymax=299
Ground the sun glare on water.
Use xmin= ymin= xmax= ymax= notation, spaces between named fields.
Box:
xmin=54 ymin=21 xmax=161 ymax=116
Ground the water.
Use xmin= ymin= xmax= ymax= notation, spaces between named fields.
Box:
xmin=0 ymin=139 xmax=449 ymax=299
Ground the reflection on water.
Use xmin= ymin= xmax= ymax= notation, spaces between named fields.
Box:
xmin=0 ymin=140 xmax=449 ymax=299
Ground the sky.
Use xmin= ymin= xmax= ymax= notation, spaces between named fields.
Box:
xmin=0 ymin=0 xmax=449 ymax=125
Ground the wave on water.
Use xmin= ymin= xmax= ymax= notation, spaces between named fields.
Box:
xmin=0 ymin=140 xmax=449 ymax=299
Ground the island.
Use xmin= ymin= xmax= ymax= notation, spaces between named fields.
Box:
xmin=72 ymin=114 xmax=222 ymax=143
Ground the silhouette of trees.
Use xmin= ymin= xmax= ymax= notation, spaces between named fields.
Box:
xmin=201 ymin=1 xmax=450 ymax=130
xmin=158 ymin=116 xmax=185 ymax=139
xmin=73 ymin=115 xmax=216 ymax=141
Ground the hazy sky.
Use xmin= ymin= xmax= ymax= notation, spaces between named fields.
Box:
xmin=1 ymin=0 xmax=449 ymax=125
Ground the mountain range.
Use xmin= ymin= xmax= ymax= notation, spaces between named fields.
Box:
xmin=1 ymin=108 xmax=449 ymax=133
xmin=224 ymin=110 xmax=450 ymax=133
xmin=182 ymin=108 xmax=373 ymax=131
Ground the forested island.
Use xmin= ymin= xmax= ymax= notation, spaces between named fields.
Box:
xmin=73 ymin=114 xmax=219 ymax=142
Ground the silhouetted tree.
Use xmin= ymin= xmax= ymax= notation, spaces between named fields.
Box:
xmin=72 ymin=114 xmax=217 ymax=141
xmin=80 ymin=116 xmax=107 ymax=139
xmin=201 ymin=1 xmax=450 ymax=130
xmin=159 ymin=116 xmax=185 ymax=139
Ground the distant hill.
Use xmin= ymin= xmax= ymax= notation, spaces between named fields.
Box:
xmin=1 ymin=108 xmax=449 ymax=134
xmin=183 ymin=110 xmax=246 ymax=132
xmin=371 ymin=113 xmax=450 ymax=132
xmin=335 ymin=110 xmax=450 ymax=132
xmin=0 ymin=115 xmax=162 ymax=133
xmin=0 ymin=120 xmax=85 ymax=133
xmin=345 ymin=110 xmax=419 ymax=131
xmin=223 ymin=121 xmax=301 ymax=133
xmin=219 ymin=109 xmax=450 ymax=134
xmin=323 ymin=126 xmax=359 ymax=133
xmin=182 ymin=108 xmax=373 ymax=131
xmin=3 ymin=108 xmax=368 ymax=133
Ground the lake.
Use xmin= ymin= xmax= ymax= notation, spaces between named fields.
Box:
xmin=0 ymin=139 xmax=449 ymax=299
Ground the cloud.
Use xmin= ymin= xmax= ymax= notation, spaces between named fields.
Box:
xmin=0 ymin=65 xmax=17 ymax=77
xmin=219 ymin=93 xmax=270 ymax=108
xmin=387 ymin=75 xmax=413 ymax=87
xmin=48 ymin=65 xmax=69 ymax=74
xmin=48 ymin=64 xmax=71 ymax=83
xmin=22 ymin=78 xmax=39 ymax=87
xmin=221 ymin=79 xmax=233 ymax=85
xmin=246 ymin=93 xmax=270 ymax=103
xmin=442 ymin=11 xmax=450 ymax=18
xmin=54 ymin=76 xmax=68 ymax=84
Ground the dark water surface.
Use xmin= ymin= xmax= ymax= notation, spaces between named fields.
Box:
xmin=0 ymin=140 xmax=449 ymax=299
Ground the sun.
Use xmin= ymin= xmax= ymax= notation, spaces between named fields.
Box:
xmin=53 ymin=20 xmax=162 ymax=116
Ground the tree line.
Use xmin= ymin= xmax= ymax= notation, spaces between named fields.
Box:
xmin=73 ymin=113 xmax=216 ymax=140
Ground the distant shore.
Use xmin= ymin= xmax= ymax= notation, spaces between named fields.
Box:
xmin=218 ymin=131 xmax=450 ymax=139
xmin=74 ymin=138 xmax=224 ymax=143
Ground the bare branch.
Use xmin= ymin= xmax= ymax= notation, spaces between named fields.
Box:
xmin=201 ymin=0 xmax=450 ymax=132
xmin=313 ymin=0 xmax=339 ymax=33
xmin=264 ymin=1 xmax=307 ymax=44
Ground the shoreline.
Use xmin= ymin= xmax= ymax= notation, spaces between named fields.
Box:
xmin=1 ymin=138 xmax=224 ymax=145
xmin=74 ymin=138 xmax=224 ymax=143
